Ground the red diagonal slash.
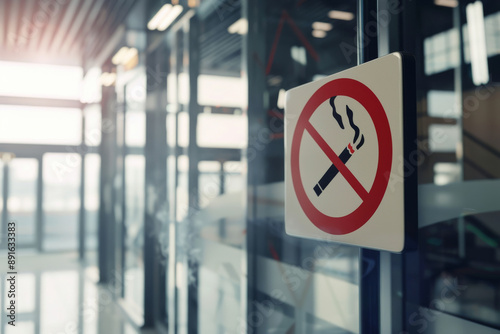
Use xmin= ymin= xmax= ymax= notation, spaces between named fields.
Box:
xmin=305 ymin=121 xmax=369 ymax=200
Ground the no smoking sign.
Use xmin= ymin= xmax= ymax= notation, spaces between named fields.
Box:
xmin=285 ymin=53 xmax=417 ymax=253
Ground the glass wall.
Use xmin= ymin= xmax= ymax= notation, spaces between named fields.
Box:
xmin=245 ymin=1 xmax=360 ymax=333
xmin=112 ymin=62 xmax=148 ymax=317
xmin=0 ymin=59 xmax=99 ymax=257
xmin=411 ymin=0 xmax=500 ymax=332
xmin=8 ymin=158 xmax=38 ymax=247
xmin=42 ymin=153 xmax=81 ymax=251
xmin=84 ymin=154 xmax=100 ymax=263
xmin=100 ymin=0 xmax=500 ymax=333
xmin=151 ymin=0 xmax=361 ymax=333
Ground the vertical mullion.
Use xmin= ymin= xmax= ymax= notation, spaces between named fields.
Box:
xmin=120 ymin=85 xmax=127 ymax=299
xmin=168 ymin=29 xmax=181 ymax=334
xmin=79 ymin=109 xmax=86 ymax=260
xmin=357 ymin=0 xmax=380 ymax=333
xmin=187 ymin=15 xmax=200 ymax=334
xmin=34 ymin=272 xmax=41 ymax=334
xmin=36 ymin=156 xmax=43 ymax=252
xmin=243 ymin=0 xmax=267 ymax=333
xmin=2 ymin=162 xmax=8 ymax=249
xmin=144 ymin=41 xmax=169 ymax=329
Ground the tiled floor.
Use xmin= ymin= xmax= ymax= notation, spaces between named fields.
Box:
xmin=0 ymin=252 xmax=156 ymax=334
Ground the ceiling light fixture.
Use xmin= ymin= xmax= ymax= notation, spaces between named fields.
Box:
xmin=312 ymin=22 xmax=333 ymax=31
xmin=122 ymin=48 xmax=138 ymax=65
xmin=112 ymin=47 xmax=129 ymax=65
xmin=157 ymin=5 xmax=183 ymax=31
xmin=328 ymin=10 xmax=355 ymax=21
xmin=466 ymin=1 xmax=489 ymax=86
xmin=100 ymin=72 xmax=116 ymax=87
xmin=434 ymin=0 xmax=458 ymax=8
xmin=228 ymin=18 xmax=248 ymax=35
xmin=312 ymin=30 xmax=327 ymax=38
xmin=147 ymin=4 xmax=173 ymax=30
xmin=111 ymin=47 xmax=138 ymax=66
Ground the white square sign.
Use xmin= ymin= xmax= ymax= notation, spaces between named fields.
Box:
xmin=284 ymin=52 xmax=416 ymax=253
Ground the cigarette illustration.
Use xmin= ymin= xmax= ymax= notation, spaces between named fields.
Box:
xmin=313 ymin=96 xmax=365 ymax=196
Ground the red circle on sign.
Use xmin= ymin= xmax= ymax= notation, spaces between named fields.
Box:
xmin=291 ymin=78 xmax=392 ymax=235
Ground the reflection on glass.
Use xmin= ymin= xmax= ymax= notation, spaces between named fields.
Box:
xmin=125 ymin=72 xmax=147 ymax=111
xmin=178 ymin=72 xmax=189 ymax=106
xmin=177 ymin=112 xmax=189 ymax=148
xmin=43 ymin=153 xmax=81 ymax=251
xmin=5 ymin=321 xmax=34 ymax=334
xmin=224 ymin=161 xmax=245 ymax=194
xmin=0 ymin=61 xmax=82 ymax=100
xmin=85 ymin=154 xmax=100 ymax=259
xmin=124 ymin=155 xmax=145 ymax=313
xmin=16 ymin=273 xmax=36 ymax=313
xmin=81 ymin=67 xmax=102 ymax=104
xmin=40 ymin=271 xmax=78 ymax=334
xmin=166 ymin=113 xmax=177 ymax=148
xmin=125 ymin=112 xmax=146 ymax=147
xmin=433 ymin=162 xmax=461 ymax=186
xmin=8 ymin=159 xmax=38 ymax=246
xmin=197 ymin=75 xmax=247 ymax=108
xmin=0 ymin=106 xmax=82 ymax=145
xmin=428 ymin=124 xmax=461 ymax=153
xmin=427 ymin=90 xmax=458 ymax=118
xmin=424 ymin=27 xmax=460 ymax=75
xmin=176 ymin=155 xmax=189 ymax=222
xmin=197 ymin=113 xmax=248 ymax=149
xmin=167 ymin=73 xmax=178 ymax=107
xmin=198 ymin=161 xmax=221 ymax=209
xmin=0 ymin=161 xmax=2 ymax=230
xmin=167 ymin=156 xmax=177 ymax=222
xmin=421 ymin=211 xmax=500 ymax=328
xmin=85 ymin=104 xmax=102 ymax=147
xmin=83 ymin=280 xmax=98 ymax=334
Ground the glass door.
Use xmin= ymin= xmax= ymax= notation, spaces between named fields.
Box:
xmin=116 ymin=67 xmax=147 ymax=319
xmin=7 ymin=158 xmax=38 ymax=248
xmin=0 ymin=155 xmax=39 ymax=250
xmin=377 ymin=0 xmax=500 ymax=332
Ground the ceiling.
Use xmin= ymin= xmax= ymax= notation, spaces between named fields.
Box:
xmin=0 ymin=0 xmax=138 ymax=66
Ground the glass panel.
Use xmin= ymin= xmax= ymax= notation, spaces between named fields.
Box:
xmin=126 ymin=73 xmax=147 ymax=112
xmin=197 ymin=113 xmax=247 ymax=149
xmin=176 ymin=155 xmax=189 ymax=222
xmin=85 ymin=154 xmax=100 ymax=264
xmin=0 ymin=160 xmax=3 ymax=234
xmin=160 ymin=1 xmax=361 ymax=333
xmin=16 ymin=273 xmax=36 ymax=313
xmin=42 ymin=153 xmax=81 ymax=251
xmin=244 ymin=1 xmax=360 ymax=333
xmin=81 ymin=67 xmax=102 ymax=104
xmin=0 ymin=105 xmax=82 ymax=145
xmin=197 ymin=75 xmax=247 ymax=108
xmin=125 ymin=111 xmax=146 ymax=147
xmin=85 ymin=104 xmax=102 ymax=147
xmin=8 ymin=158 xmax=38 ymax=246
xmin=178 ymin=112 xmax=189 ymax=148
xmin=124 ymin=154 xmax=145 ymax=313
xmin=40 ymin=271 xmax=79 ymax=334
xmin=83 ymin=280 xmax=98 ymax=334
xmin=0 ymin=61 xmax=82 ymax=100
xmin=412 ymin=0 xmax=500 ymax=332
xmin=5 ymin=321 xmax=34 ymax=334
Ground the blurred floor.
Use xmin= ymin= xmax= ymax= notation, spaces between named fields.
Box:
xmin=0 ymin=252 xmax=156 ymax=334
